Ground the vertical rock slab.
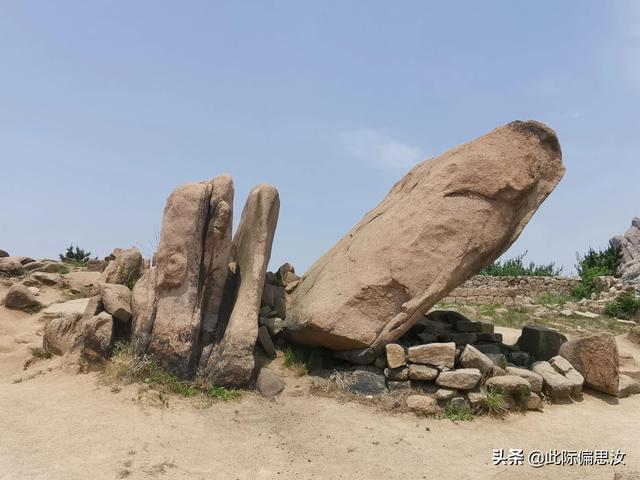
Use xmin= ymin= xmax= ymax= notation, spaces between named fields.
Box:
xmin=197 ymin=175 xmax=234 ymax=369
xmin=131 ymin=267 xmax=157 ymax=357
xmin=148 ymin=182 xmax=214 ymax=378
xmin=207 ymin=184 xmax=280 ymax=387
xmin=285 ymin=121 xmax=565 ymax=363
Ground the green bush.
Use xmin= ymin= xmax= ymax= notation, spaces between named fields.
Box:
xmin=480 ymin=251 xmax=562 ymax=277
xmin=571 ymin=245 xmax=622 ymax=300
xmin=59 ymin=245 xmax=92 ymax=266
xmin=604 ymin=292 xmax=640 ymax=320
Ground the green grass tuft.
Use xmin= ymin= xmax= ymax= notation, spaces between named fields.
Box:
xmin=483 ymin=388 xmax=508 ymax=416
xmin=443 ymin=403 xmax=475 ymax=422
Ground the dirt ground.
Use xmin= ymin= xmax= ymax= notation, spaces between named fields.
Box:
xmin=1 ymin=282 xmax=640 ymax=480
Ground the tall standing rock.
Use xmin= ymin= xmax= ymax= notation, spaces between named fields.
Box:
xmin=147 ymin=175 xmax=234 ymax=378
xmin=207 ymin=184 xmax=280 ymax=388
xmin=131 ymin=267 xmax=157 ymax=357
xmin=285 ymin=120 xmax=565 ymax=363
xmin=197 ymin=176 xmax=234 ymax=368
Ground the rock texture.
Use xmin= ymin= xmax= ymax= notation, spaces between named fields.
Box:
xmin=43 ymin=313 xmax=84 ymax=356
xmin=147 ymin=176 xmax=234 ymax=378
xmin=206 ymin=184 xmax=280 ymax=387
xmin=100 ymin=247 xmax=143 ymax=285
xmin=4 ymin=284 xmax=40 ymax=311
xmin=130 ymin=268 xmax=157 ymax=357
xmin=83 ymin=312 xmax=113 ymax=362
xmin=559 ymin=333 xmax=619 ymax=396
xmin=286 ymin=120 xmax=564 ymax=362
xmin=98 ymin=283 xmax=132 ymax=323
xmin=610 ymin=218 xmax=640 ymax=289
xmin=516 ymin=325 xmax=567 ymax=361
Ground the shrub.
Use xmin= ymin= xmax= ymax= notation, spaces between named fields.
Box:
xmin=59 ymin=245 xmax=92 ymax=266
xmin=604 ymin=292 xmax=640 ymax=320
xmin=571 ymin=245 xmax=622 ymax=299
xmin=480 ymin=251 xmax=562 ymax=277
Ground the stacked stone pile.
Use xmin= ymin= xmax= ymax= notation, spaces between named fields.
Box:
xmin=443 ymin=275 xmax=580 ymax=306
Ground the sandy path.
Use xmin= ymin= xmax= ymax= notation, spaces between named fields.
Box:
xmin=1 ymin=302 xmax=639 ymax=480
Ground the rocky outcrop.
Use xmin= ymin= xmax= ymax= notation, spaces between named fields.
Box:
xmin=147 ymin=176 xmax=233 ymax=378
xmin=559 ymin=333 xmax=619 ymax=396
xmin=206 ymin=184 xmax=280 ymax=388
xmin=100 ymin=247 xmax=143 ymax=285
xmin=610 ymin=218 xmax=640 ymax=289
xmin=285 ymin=120 xmax=564 ymax=362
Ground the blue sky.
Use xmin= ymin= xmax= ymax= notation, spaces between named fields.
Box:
xmin=1 ymin=1 xmax=638 ymax=275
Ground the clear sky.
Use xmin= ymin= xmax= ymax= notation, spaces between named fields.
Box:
xmin=1 ymin=1 xmax=638 ymax=275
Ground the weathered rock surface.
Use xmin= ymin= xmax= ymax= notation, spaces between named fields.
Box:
xmin=526 ymin=392 xmax=544 ymax=410
xmin=98 ymin=283 xmax=132 ymax=323
xmin=43 ymin=313 xmax=84 ymax=355
xmin=345 ymin=367 xmax=387 ymax=395
xmin=147 ymin=176 xmax=234 ymax=378
xmin=610 ymin=218 xmax=640 ymax=287
xmin=459 ymin=344 xmax=494 ymax=374
xmin=0 ymin=257 xmax=24 ymax=277
xmin=406 ymin=395 xmax=438 ymax=415
xmin=435 ymin=388 xmax=457 ymax=400
xmin=559 ymin=333 xmax=619 ymax=396
xmin=0 ymin=249 xmax=8 ymax=258
xmin=407 ymin=343 xmax=455 ymax=368
xmin=130 ymin=268 xmax=157 ymax=357
xmin=532 ymin=361 xmax=573 ymax=400
xmin=100 ymin=247 xmax=143 ymax=285
xmin=505 ymin=366 xmax=543 ymax=393
xmin=485 ymin=375 xmax=530 ymax=396
xmin=385 ymin=343 xmax=406 ymax=369
xmin=4 ymin=284 xmax=41 ymax=311
xmin=550 ymin=355 xmax=584 ymax=397
xmin=516 ymin=325 xmax=567 ymax=361
xmin=83 ymin=312 xmax=113 ymax=361
xmin=436 ymin=368 xmax=481 ymax=390
xmin=32 ymin=272 xmax=62 ymax=287
xmin=408 ymin=364 xmax=439 ymax=381
xmin=207 ymin=184 xmax=279 ymax=387
xmin=286 ymin=121 xmax=564 ymax=362
xmin=256 ymin=368 xmax=285 ymax=398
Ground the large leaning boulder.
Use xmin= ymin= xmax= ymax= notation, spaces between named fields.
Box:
xmin=285 ymin=121 xmax=564 ymax=362
xmin=206 ymin=184 xmax=280 ymax=388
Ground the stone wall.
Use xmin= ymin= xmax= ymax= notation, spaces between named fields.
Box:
xmin=442 ymin=275 xmax=581 ymax=306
